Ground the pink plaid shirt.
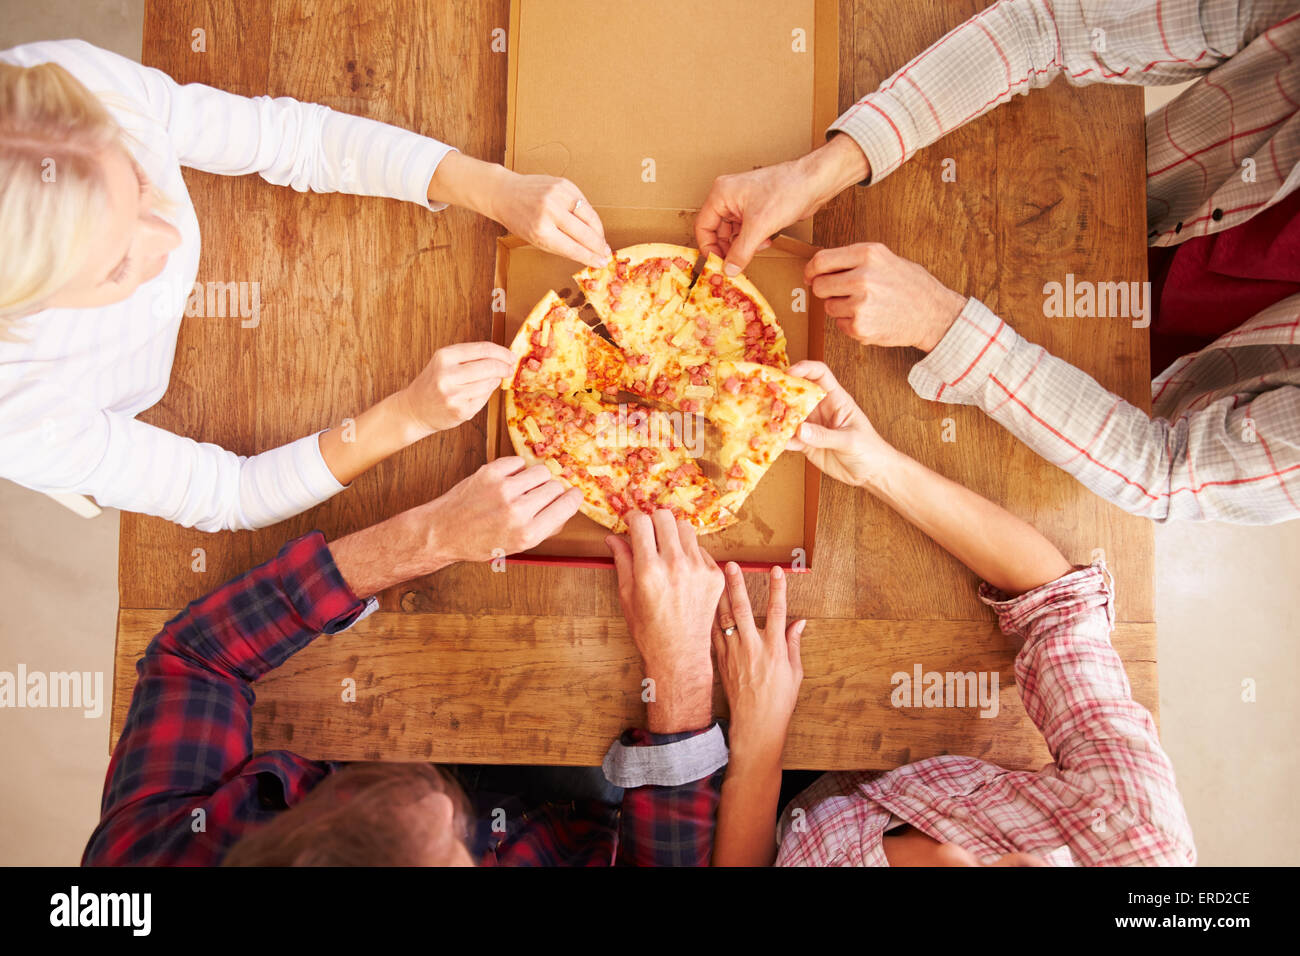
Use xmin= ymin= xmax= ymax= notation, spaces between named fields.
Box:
xmin=831 ymin=0 xmax=1300 ymax=523
xmin=775 ymin=564 xmax=1196 ymax=866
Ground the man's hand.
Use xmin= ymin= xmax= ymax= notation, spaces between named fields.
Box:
xmin=330 ymin=457 xmax=581 ymax=597
xmin=427 ymin=457 xmax=582 ymax=563
xmin=694 ymin=134 xmax=869 ymax=275
xmin=606 ymin=511 xmax=724 ymax=734
xmin=396 ymin=342 xmax=516 ymax=437
xmin=785 ymin=361 xmax=894 ymax=488
xmin=806 ymin=242 xmax=966 ymax=352
xmin=713 ymin=563 xmax=804 ymax=767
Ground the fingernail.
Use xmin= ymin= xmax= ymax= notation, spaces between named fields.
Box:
xmin=772 ymin=565 xmax=784 ymax=580
xmin=725 ymin=561 xmax=740 ymax=576
xmin=796 ymin=620 xmax=807 ymax=635
xmin=724 ymin=263 xmax=741 ymax=277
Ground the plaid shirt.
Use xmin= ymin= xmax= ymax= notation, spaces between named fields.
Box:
xmin=775 ymin=564 xmax=1196 ymax=866
xmin=83 ymin=532 xmax=722 ymax=867
xmin=832 ymin=0 xmax=1300 ymax=523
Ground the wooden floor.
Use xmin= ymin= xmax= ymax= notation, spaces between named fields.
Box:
xmin=115 ymin=0 xmax=1154 ymax=769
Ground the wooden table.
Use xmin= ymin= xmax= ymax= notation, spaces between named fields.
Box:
xmin=114 ymin=0 xmax=1154 ymax=769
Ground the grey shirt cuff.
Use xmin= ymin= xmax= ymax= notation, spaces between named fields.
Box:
xmin=602 ymin=723 xmax=729 ymax=789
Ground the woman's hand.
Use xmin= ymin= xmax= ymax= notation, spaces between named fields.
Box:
xmin=785 ymin=360 xmax=894 ymax=488
xmin=713 ymin=563 xmax=804 ymax=765
xmin=396 ymin=341 xmax=516 ymax=437
xmin=710 ymin=562 xmax=804 ymax=867
xmin=427 ymin=152 xmax=611 ymax=268
xmin=319 ymin=341 xmax=514 ymax=488
xmin=487 ymin=171 xmax=611 ymax=269
xmin=805 ymin=242 xmax=967 ymax=352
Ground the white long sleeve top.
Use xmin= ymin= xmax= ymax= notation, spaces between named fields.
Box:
xmin=0 ymin=39 xmax=455 ymax=531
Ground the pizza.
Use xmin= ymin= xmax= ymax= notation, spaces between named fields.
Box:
xmin=505 ymin=388 xmax=731 ymax=533
xmin=575 ymin=242 xmax=696 ymax=337
xmin=502 ymin=243 xmax=824 ymax=535
xmin=504 ymin=290 xmax=624 ymax=395
xmin=706 ymin=361 xmax=826 ymax=515
xmin=671 ymin=253 xmax=788 ymax=369
xmin=575 ymin=243 xmax=702 ymax=401
xmin=575 ymin=246 xmax=788 ymax=406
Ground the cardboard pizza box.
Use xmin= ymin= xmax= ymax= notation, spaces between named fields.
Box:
xmin=487 ymin=0 xmax=839 ymax=572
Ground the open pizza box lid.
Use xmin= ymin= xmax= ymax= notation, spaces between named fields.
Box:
xmin=488 ymin=0 xmax=839 ymax=571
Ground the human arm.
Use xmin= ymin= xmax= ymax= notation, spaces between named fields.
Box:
xmin=781 ymin=362 xmax=1195 ymax=863
xmin=710 ymin=564 xmax=804 ymax=867
xmin=120 ymin=40 xmax=611 ymax=266
xmin=786 ymin=360 xmax=1073 ymax=594
xmin=603 ymin=511 xmax=729 ymax=866
xmin=82 ymin=457 xmax=580 ymax=864
xmin=908 ymin=296 xmax=1300 ymax=523
xmin=0 ymin=341 xmax=517 ymax=531
xmin=317 ymin=341 xmax=514 ymax=486
xmin=974 ymin=565 xmax=1196 ymax=865
xmin=797 ymin=240 xmax=1300 ymax=523
xmin=693 ymin=0 xmax=1289 ymax=271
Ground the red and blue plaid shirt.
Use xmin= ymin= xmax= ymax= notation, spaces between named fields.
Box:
xmin=83 ymin=532 xmax=723 ymax=866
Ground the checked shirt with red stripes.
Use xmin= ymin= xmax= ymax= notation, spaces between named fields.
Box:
xmin=833 ymin=0 xmax=1300 ymax=523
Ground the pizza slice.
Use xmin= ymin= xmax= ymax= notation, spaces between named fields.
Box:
xmin=574 ymin=241 xmax=696 ymax=343
xmin=503 ymin=290 xmax=625 ymax=395
xmin=667 ymin=253 xmax=789 ymax=369
xmin=505 ymin=389 xmax=731 ymax=534
xmin=618 ymin=348 xmax=718 ymax=411
xmin=705 ymin=360 xmax=826 ymax=515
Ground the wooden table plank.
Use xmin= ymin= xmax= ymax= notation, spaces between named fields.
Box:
xmin=119 ymin=0 xmax=1155 ymax=768
xmin=113 ymin=608 xmax=1157 ymax=769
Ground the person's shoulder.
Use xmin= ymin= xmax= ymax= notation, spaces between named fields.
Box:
xmin=1 ymin=38 xmax=152 ymax=98
xmin=3 ymin=38 xmax=111 ymax=69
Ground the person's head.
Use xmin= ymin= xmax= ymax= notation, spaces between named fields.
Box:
xmin=222 ymin=762 xmax=476 ymax=866
xmin=0 ymin=59 xmax=181 ymax=337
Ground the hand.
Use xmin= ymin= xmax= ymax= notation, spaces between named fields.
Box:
xmin=606 ymin=511 xmax=725 ymax=733
xmin=713 ymin=562 xmax=804 ymax=765
xmin=694 ymin=134 xmax=869 ymax=275
xmin=806 ymin=242 xmax=966 ymax=352
xmin=785 ymin=361 xmax=893 ymax=488
xmin=425 ymin=457 xmax=582 ymax=564
xmin=488 ymin=170 xmax=611 ymax=269
xmin=396 ymin=342 xmax=516 ymax=436
xmin=427 ymin=152 xmax=611 ymax=268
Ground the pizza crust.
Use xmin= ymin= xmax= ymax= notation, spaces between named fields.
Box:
xmin=502 ymin=290 xmax=568 ymax=390
xmin=617 ymin=242 xmax=700 ymax=271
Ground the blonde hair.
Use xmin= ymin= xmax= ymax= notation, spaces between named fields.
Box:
xmin=0 ymin=60 xmax=127 ymax=339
